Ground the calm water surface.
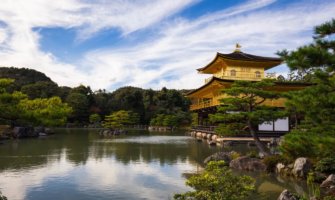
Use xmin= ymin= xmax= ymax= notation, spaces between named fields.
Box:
xmin=0 ymin=129 xmax=308 ymax=200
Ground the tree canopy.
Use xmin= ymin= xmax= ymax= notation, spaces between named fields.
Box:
xmin=103 ymin=110 xmax=139 ymax=129
xmin=210 ymin=79 xmax=285 ymax=155
xmin=19 ymin=97 xmax=72 ymax=127
xmin=0 ymin=78 xmax=72 ymax=127
xmin=278 ymin=18 xmax=335 ymax=159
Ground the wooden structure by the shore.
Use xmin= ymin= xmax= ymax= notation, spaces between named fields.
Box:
xmin=189 ymin=126 xmax=281 ymax=146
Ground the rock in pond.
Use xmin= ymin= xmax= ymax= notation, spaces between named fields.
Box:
xmin=204 ymin=151 xmax=235 ymax=165
xmin=229 ymin=156 xmax=266 ymax=171
xmin=276 ymin=163 xmax=286 ymax=174
xmin=13 ymin=127 xmax=37 ymax=138
xmin=321 ymin=174 xmax=335 ymax=188
xmin=292 ymin=157 xmax=312 ymax=178
xmin=277 ymin=189 xmax=298 ymax=200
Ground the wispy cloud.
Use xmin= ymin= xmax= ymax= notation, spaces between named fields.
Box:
xmin=0 ymin=0 xmax=334 ymax=90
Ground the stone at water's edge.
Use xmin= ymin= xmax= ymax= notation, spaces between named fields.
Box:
xmin=292 ymin=157 xmax=312 ymax=178
xmin=211 ymin=134 xmax=217 ymax=141
xmin=13 ymin=127 xmax=37 ymax=138
xmin=277 ymin=189 xmax=298 ymax=200
xmin=229 ymin=156 xmax=266 ymax=171
xmin=321 ymin=174 xmax=335 ymax=188
xmin=276 ymin=163 xmax=286 ymax=174
xmin=203 ymin=151 xmax=234 ymax=165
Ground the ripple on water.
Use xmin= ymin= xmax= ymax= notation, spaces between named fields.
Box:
xmin=95 ymin=136 xmax=192 ymax=145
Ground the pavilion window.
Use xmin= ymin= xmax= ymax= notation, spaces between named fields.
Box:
xmin=255 ymin=71 xmax=261 ymax=78
xmin=230 ymin=70 xmax=236 ymax=77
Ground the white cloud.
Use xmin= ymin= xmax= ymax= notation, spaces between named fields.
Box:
xmin=0 ymin=148 xmax=195 ymax=200
xmin=0 ymin=0 xmax=334 ymax=90
xmin=0 ymin=0 xmax=196 ymax=88
xmin=78 ymin=0 xmax=335 ymax=90
xmin=0 ymin=150 xmax=74 ymax=200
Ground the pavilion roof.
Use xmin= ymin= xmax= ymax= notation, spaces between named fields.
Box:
xmin=197 ymin=51 xmax=283 ymax=73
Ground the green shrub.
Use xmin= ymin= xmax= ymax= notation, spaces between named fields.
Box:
xmin=315 ymin=157 xmax=335 ymax=174
xmin=231 ymin=151 xmax=241 ymax=160
xmin=0 ymin=191 xmax=7 ymax=200
xmin=247 ymin=150 xmax=258 ymax=158
xmin=174 ymin=161 xmax=255 ymax=200
xmin=263 ymin=155 xmax=291 ymax=173
xmin=280 ymin=130 xmax=335 ymax=160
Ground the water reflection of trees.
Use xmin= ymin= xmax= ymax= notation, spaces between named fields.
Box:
xmin=0 ymin=129 xmax=219 ymax=171
xmin=0 ymin=129 xmax=311 ymax=199
xmin=0 ymin=129 xmax=91 ymax=171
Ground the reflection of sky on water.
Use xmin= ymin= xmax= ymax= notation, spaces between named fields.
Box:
xmin=0 ymin=150 xmax=194 ymax=200
xmin=0 ymin=131 xmax=309 ymax=200
xmin=0 ymin=136 xmax=196 ymax=200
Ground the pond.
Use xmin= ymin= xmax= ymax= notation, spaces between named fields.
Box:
xmin=0 ymin=129 xmax=308 ymax=200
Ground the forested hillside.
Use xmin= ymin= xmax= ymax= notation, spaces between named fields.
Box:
xmin=0 ymin=67 xmax=191 ymax=126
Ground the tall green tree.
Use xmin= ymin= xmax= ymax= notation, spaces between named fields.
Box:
xmin=19 ymin=97 xmax=72 ymax=127
xmin=103 ymin=110 xmax=139 ymax=130
xmin=210 ymin=79 xmax=285 ymax=156
xmin=21 ymin=81 xmax=59 ymax=99
xmin=0 ymin=79 xmax=27 ymax=126
xmin=278 ymin=19 xmax=335 ymax=159
xmin=66 ymin=92 xmax=90 ymax=123
xmin=0 ymin=78 xmax=71 ymax=127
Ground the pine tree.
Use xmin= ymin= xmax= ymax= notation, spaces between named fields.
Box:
xmin=278 ymin=18 xmax=335 ymax=128
xmin=278 ymin=19 xmax=335 ymax=159
xmin=210 ymin=79 xmax=285 ymax=156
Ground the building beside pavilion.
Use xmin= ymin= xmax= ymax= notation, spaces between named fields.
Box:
xmin=187 ymin=45 xmax=308 ymax=133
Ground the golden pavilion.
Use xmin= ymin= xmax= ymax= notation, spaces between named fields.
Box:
xmin=187 ymin=45 xmax=308 ymax=132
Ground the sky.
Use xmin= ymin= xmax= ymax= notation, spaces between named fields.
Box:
xmin=0 ymin=0 xmax=334 ymax=91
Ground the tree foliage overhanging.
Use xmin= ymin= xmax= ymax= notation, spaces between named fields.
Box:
xmin=278 ymin=18 xmax=335 ymax=160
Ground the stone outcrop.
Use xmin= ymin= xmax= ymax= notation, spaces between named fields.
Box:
xmin=292 ymin=157 xmax=312 ymax=178
xmin=204 ymin=151 xmax=235 ymax=165
xmin=275 ymin=163 xmax=294 ymax=176
xmin=321 ymin=174 xmax=335 ymax=188
xmin=13 ymin=127 xmax=37 ymax=138
xmin=277 ymin=189 xmax=298 ymax=200
xmin=99 ymin=129 xmax=127 ymax=137
xmin=276 ymin=163 xmax=286 ymax=174
xmin=229 ymin=156 xmax=266 ymax=171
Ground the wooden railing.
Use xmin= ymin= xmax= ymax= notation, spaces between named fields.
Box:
xmin=190 ymin=95 xmax=286 ymax=111
xmin=204 ymin=72 xmax=277 ymax=84
xmin=190 ymin=99 xmax=214 ymax=110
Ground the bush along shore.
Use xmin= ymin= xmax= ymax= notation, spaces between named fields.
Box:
xmin=184 ymin=131 xmax=335 ymax=200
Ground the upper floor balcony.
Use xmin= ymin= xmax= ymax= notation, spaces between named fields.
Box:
xmin=204 ymin=72 xmax=276 ymax=83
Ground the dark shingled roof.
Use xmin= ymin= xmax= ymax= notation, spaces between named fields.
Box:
xmin=218 ymin=51 xmax=282 ymax=62
xmin=197 ymin=51 xmax=282 ymax=72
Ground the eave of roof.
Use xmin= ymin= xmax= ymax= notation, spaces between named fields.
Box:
xmin=197 ymin=51 xmax=283 ymax=72
xmin=186 ymin=77 xmax=233 ymax=96
xmin=186 ymin=77 xmax=313 ymax=96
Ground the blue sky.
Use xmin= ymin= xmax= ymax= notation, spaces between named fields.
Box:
xmin=0 ymin=0 xmax=334 ymax=91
